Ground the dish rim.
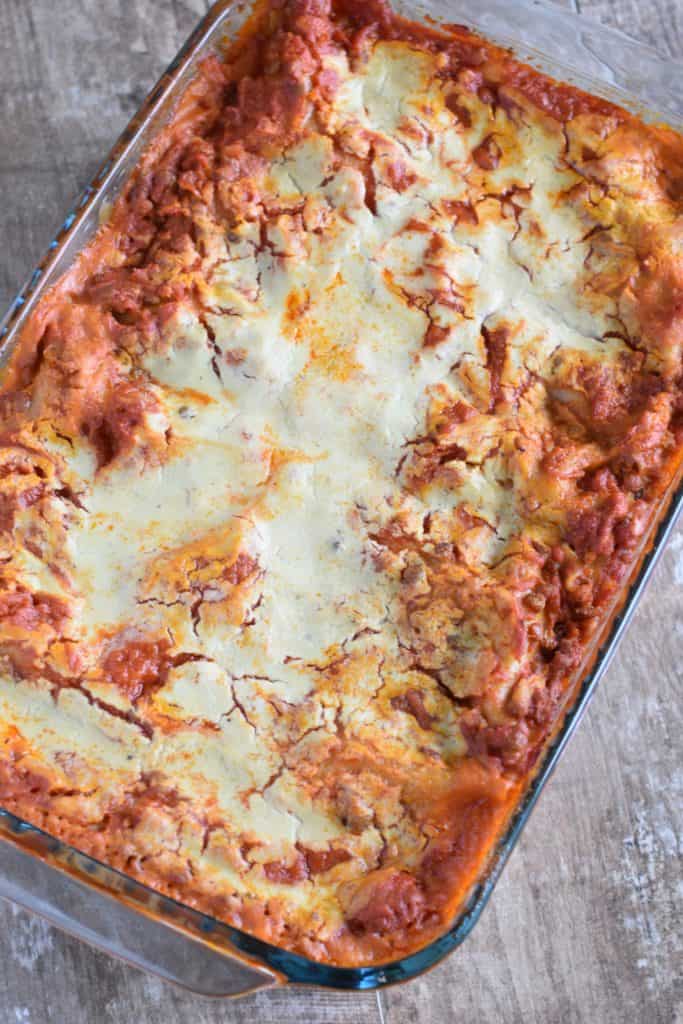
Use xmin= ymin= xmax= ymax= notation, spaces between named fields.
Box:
xmin=0 ymin=0 xmax=682 ymax=993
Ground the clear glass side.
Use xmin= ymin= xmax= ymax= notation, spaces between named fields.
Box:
xmin=397 ymin=0 xmax=683 ymax=123
xmin=0 ymin=819 xmax=278 ymax=997
xmin=0 ymin=0 xmax=681 ymax=997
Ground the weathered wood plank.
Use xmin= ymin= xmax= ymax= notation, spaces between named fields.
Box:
xmin=0 ymin=0 xmax=212 ymax=313
xmin=576 ymin=0 xmax=683 ymax=59
xmin=0 ymin=901 xmax=381 ymax=1024
xmin=0 ymin=1 xmax=680 ymax=1022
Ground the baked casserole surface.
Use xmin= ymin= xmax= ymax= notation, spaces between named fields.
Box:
xmin=0 ymin=0 xmax=682 ymax=966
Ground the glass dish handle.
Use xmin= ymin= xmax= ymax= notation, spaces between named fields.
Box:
xmin=0 ymin=833 xmax=278 ymax=998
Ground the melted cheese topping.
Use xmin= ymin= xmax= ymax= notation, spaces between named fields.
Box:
xmin=0 ymin=0 xmax=682 ymax=967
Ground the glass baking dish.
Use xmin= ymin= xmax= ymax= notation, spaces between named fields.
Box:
xmin=0 ymin=0 xmax=681 ymax=998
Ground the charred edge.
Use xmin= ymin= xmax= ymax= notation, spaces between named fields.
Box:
xmin=480 ymin=323 xmax=508 ymax=411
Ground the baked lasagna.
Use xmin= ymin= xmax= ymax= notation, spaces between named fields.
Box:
xmin=0 ymin=0 xmax=681 ymax=967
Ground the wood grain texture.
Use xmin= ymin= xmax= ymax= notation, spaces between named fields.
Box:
xmin=0 ymin=1 xmax=680 ymax=1022
xmin=576 ymin=0 xmax=683 ymax=59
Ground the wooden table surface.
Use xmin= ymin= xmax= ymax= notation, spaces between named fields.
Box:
xmin=0 ymin=1 xmax=680 ymax=1021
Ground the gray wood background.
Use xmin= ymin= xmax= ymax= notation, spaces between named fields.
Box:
xmin=0 ymin=1 xmax=680 ymax=1021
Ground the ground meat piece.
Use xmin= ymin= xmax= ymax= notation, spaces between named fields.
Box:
xmin=302 ymin=846 xmax=352 ymax=874
xmin=460 ymin=710 xmax=532 ymax=771
xmin=391 ymin=689 xmax=434 ymax=730
xmin=0 ymin=589 xmax=69 ymax=633
xmin=263 ymin=854 xmax=309 ymax=884
xmin=103 ymin=638 xmax=170 ymax=703
xmin=347 ymin=870 xmax=426 ymax=935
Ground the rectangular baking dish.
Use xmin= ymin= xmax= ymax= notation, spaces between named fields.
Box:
xmin=0 ymin=0 xmax=681 ymax=998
